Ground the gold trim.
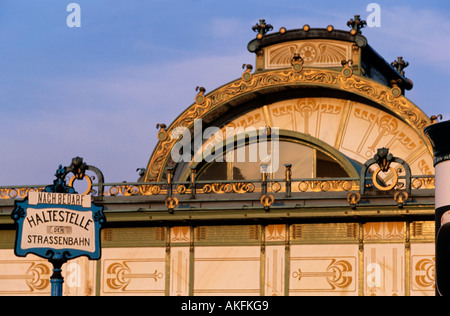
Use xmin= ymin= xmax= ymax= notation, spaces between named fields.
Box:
xmin=141 ymin=67 xmax=431 ymax=181
xmin=372 ymin=167 xmax=398 ymax=191
xmin=68 ymin=175 xmax=92 ymax=195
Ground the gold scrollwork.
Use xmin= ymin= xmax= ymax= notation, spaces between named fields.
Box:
xmin=271 ymin=182 xmax=282 ymax=193
xmin=412 ymin=177 xmax=435 ymax=189
xmin=176 ymin=185 xmax=187 ymax=194
xmin=202 ymin=182 xmax=255 ymax=194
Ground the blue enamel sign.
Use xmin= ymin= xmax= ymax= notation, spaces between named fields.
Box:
xmin=11 ymin=191 xmax=105 ymax=261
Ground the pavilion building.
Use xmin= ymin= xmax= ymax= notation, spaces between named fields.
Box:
xmin=0 ymin=15 xmax=438 ymax=296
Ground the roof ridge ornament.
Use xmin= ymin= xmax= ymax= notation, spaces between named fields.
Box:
xmin=252 ymin=19 xmax=273 ymax=39
xmin=347 ymin=15 xmax=367 ymax=35
xmin=391 ymin=57 xmax=409 ymax=77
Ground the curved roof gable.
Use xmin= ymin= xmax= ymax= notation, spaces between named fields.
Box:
xmin=143 ymin=17 xmax=432 ymax=182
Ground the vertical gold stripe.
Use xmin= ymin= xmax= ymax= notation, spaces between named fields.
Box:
xmin=262 ymin=105 xmax=272 ymax=128
xmin=335 ymin=100 xmax=352 ymax=149
xmin=405 ymin=222 xmax=411 ymax=296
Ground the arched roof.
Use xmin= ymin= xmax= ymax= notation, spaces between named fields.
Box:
xmin=144 ymin=25 xmax=432 ymax=182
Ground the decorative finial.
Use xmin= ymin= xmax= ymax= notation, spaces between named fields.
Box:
xmin=241 ymin=64 xmax=253 ymax=81
xmin=373 ymin=148 xmax=394 ymax=172
xmin=391 ymin=57 xmax=409 ymax=76
xmin=70 ymin=157 xmax=87 ymax=180
xmin=156 ymin=123 xmax=167 ymax=130
xmin=252 ymin=19 xmax=273 ymax=39
xmin=341 ymin=59 xmax=354 ymax=77
xmin=431 ymin=114 xmax=443 ymax=124
xmin=347 ymin=15 xmax=367 ymax=35
xmin=156 ymin=123 xmax=167 ymax=141
xmin=291 ymin=53 xmax=304 ymax=72
xmin=195 ymin=86 xmax=206 ymax=104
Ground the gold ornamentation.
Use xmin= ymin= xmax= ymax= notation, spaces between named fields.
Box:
xmin=394 ymin=191 xmax=408 ymax=208
xmin=202 ymin=182 xmax=255 ymax=194
xmin=414 ymin=258 xmax=435 ymax=289
xmin=241 ymin=64 xmax=253 ymax=81
xmin=156 ymin=123 xmax=168 ymax=141
xmin=298 ymin=180 xmax=355 ymax=192
xmin=292 ymin=259 xmax=353 ymax=290
xmin=266 ymin=40 xmax=351 ymax=69
xmin=105 ymin=67 xmax=430 ymax=182
xmin=26 ymin=263 xmax=51 ymax=291
xmin=68 ymin=174 xmax=93 ymax=195
xmin=106 ymin=261 xmax=164 ymax=291
xmin=271 ymin=182 xmax=282 ymax=193
xmin=430 ymin=114 xmax=442 ymax=124
xmin=0 ymin=187 xmax=43 ymax=199
xmin=165 ymin=196 xmax=179 ymax=211
xmin=341 ymin=59 xmax=353 ymax=77
xmin=372 ymin=167 xmax=398 ymax=191
xmin=347 ymin=191 xmax=361 ymax=209
xmin=390 ymin=80 xmax=402 ymax=98
xmin=260 ymin=194 xmax=274 ymax=211
xmin=291 ymin=54 xmax=304 ymax=72
xmin=195 ymin=86 xmax=206 ymax=105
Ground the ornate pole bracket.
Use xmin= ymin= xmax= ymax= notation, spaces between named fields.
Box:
xmin=360 ymin=148 xmax=411 ymax=196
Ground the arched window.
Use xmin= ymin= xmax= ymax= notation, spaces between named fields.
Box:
xmin=197 ymin=138 xmax=356 ymax=181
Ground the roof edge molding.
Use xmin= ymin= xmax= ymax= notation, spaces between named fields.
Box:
xmin=144 ymin=67 xmax=432 ymax=182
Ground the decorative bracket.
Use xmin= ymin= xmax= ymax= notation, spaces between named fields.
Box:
xmin=360 ymin=148 xmax=411 ymax=196
xmin=46 ymin=157 xmax=105 ymax=200
xmin=347 ymin=192 xmax=361 ymax=210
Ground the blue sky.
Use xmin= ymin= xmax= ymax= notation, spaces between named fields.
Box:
xmin=1 ymin=0 xmax=450 ymax=185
